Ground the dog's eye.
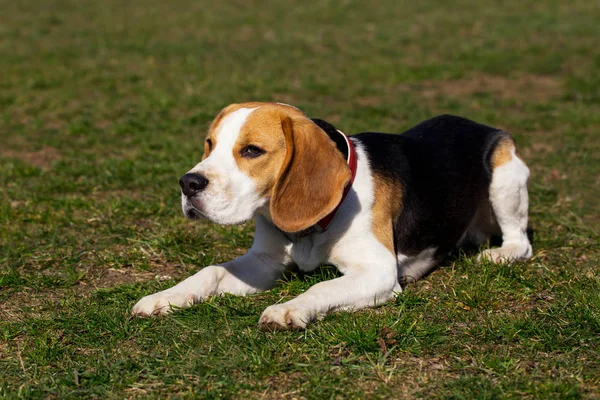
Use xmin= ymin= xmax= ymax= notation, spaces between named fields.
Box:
xmin=241 ymin=145 xmax=265 ymax=159
xmin=206 ymin=138 xmax=213 ymax=151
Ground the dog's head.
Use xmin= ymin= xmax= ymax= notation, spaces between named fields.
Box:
xmin=180 ymin=102 xmax=351 ymax=233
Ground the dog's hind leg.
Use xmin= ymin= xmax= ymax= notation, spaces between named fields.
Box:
xmin=478 ymin=138 xmax=532 ymax=263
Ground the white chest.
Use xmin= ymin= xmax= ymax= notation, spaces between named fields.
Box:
xmin=286 ymin=237 xmax=328 ymax=271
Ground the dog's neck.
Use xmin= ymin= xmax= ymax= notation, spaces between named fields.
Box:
xmin=311 ymin=118 xmax=349 ymax=160
xmin=270 ymin=118 xmax=357 ymax=241
xmin=258 ymin=118 xmax=357 ymax=241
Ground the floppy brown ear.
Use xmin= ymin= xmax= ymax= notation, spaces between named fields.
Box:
xmin=270 ymin=116 xmax=352 ymax=233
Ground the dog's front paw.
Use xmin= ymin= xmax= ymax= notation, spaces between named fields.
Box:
xmin=259 ymin=303 xmax=314 ymax=330
xmin=131 ymin=290 xmax=196 ymax=316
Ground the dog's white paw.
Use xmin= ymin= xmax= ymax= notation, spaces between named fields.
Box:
xmin=131 ymin=290 xmax=196 ymax=316
xmin=478 ymin=242 xmax=532 ymax=263
xmin=259 ymin=303 xmax=314 ymax=330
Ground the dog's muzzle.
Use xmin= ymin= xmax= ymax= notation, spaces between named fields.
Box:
xmin=180 ymin=173 xmax=209 ymax=219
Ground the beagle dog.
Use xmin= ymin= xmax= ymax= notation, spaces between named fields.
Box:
xmin=132 ymin=102 xmax=533 ymax=329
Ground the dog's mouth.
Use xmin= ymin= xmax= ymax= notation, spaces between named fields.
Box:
xmin=183 ymin=193 xmax=244 ymax=224
xmin=185 ymin=207 xmax=203 ymax=220
xmin=183 ymin=197 xmax=205 ymax=220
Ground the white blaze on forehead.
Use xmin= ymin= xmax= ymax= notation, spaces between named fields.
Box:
xmin=211 ymin=107 xmax=258 ymax=160
xmin=198 ymin=106 xmax=258 ymax=172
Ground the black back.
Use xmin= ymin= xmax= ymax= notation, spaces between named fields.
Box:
xmin=354 ymin=115 xmax=508 ymax=258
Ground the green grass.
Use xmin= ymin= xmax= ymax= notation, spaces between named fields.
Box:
xmin=1 ymin=0 xmax=599 ymax=398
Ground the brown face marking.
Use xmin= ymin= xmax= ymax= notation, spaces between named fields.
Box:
xmin=202 ymin=102 xmax=278 ymax=161
xmin=490 ymin=136 xmax=516 ymax=168
xmin=232 ymin=105 xmax=301 ymax=197
xmin=371 ymin=173 xmax=403 ymax=254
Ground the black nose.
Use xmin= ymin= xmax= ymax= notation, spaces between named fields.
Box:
xmin=179 ymin=173 xmax=209 ymax=197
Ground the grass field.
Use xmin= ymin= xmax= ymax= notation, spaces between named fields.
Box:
xmin=1 ymin=0 xmax=599 ymax=398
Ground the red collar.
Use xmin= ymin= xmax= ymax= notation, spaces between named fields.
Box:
xmin=315 ymin=130 xmax=358 ymax=231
